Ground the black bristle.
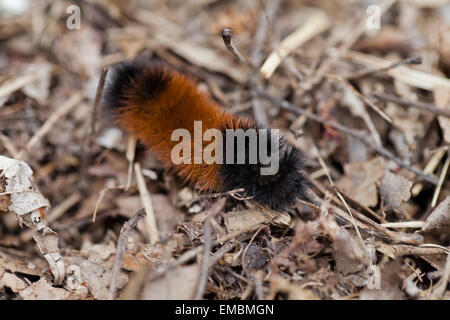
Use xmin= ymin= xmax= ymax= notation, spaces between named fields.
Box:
xmin=101 ymin=59 xmax=171 ymax=118
xmin=220 ymin=123 xmax=310 ymax=211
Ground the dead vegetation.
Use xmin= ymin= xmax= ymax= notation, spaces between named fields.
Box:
xmin=0 ymin=0 xmax=449 ymax=300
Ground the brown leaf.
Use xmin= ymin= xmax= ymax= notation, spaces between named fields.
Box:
xmin=337 ymin=157 xmax=385 ymax=207
xmin=141 ymin=264 xmax=201 ymax=300
xmin=19 ymin=278 xmax=70 ymax=300
xmin=421 ymin=196 xmax=450 ymax=234
xmin=223 ymin=209 xmax=272 ymax=234
xmin=379 ymin=170 xmax=412 ymax=211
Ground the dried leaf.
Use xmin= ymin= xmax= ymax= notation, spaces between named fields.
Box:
xmin=379 ymin=170 xmax=413 ymax=211
xmin=0 ymin=155 xmax=50 ymax=215
xmin=19 ymin=278 xmax=70 ymax=300
xmin=223 ymin=209 xmax=272 ymax=234
xmin=337 ymin=157 xmax=385 ymax=207
xmin=64 ymin=255 xmax=128 ymax=300
xmin=0 ymin=272 xmax=27 ymax=293
xmin=421 ymin=196 xmax=450 ymax=234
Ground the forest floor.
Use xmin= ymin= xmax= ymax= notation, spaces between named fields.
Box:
xmin=0 ymin=0 xmax=449 ymax=300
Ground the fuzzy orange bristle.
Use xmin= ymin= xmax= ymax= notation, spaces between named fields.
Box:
xmin=104 ymin=61 xmax=251 ymax=191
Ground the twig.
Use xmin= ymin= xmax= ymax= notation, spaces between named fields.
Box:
xmin=299 ymin=0 xmax=397 ymax=93
xmin=412 ymin=147 xmax=447 ymax=196
xmin=92 ymin=185 xmax=125 ymax=223
xmin=0 ymin=71 xmax=41 ymax=99
xmin=432 ymin=253 xmax=450 ymax=297
xmin=146 ymin=219 xmax=270 ymax=283
xmin=108 ymin=209 xmax=146 ymax=300
xmin=193 ymin=217 xmax=212 ymax=300
xmin=89 ymin=67 xmax=109 ymax=150
xmin=194 ymin=198 xmax=226 ymax=300
xmin=254 ymin=89 xmax=438 ymax=185
xmin=311 ymin=145 xmax=364 ymax=244
xmin=125 ymin=135 xmax=137 ymax=191
xmin=0 ymin=131 xmax=20 ymax=158
xmin=249 ymin=0 xmax=281 ymax=124
xmin=373 ymin=93 xmax=450 ymax=118
xmin=241 ymin=226 xmax=265 ymax=274
xmin=392 ymin=245 xmax=448 ymax=257
xmin=220 ymin=28 xmax=255 ymax=69
xmin=344 ymin=50 xmax=450 ymax=91
xmin=80 ymin=67 xmax=109 ymax=190
xmin=431 ymin=151 xmax=449 ymax=208
xmin=259 ymin=8 xmax=330 ymax=79
xmin=381 ymin=221 xmax=426 ymax=229
xmin=21 ymin=92 xmax=83 ymax=157
xmin=329 ymin=74 xmax=392 ymax=124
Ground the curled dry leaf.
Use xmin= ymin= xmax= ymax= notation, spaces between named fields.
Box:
xmin=0 ymin=155 xmax=64 ymax=284
xmin=0 ymin=155 xmax=50 ymax=215
xmin=337 ymin=157 xmax=385 ymax=207
xmin=33 ymin=226 xmax=65 ymax=285
xmin=379 ymin=170 xmax=413 ymax=211
xmin=421 ymin=196 xmax=450 ymax=234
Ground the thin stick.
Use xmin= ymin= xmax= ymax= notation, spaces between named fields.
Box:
xmin=89 ymin=67 xmax=109 ymax=150
xmin=254 ymin=89 xmax=438 ymax=185
xmin=125 ymin=134 xmax=137 ymax=191
xmin=312 ymin=145 xmax=364 ymax=244
xmin=412 ymin=147 xmax=447 ymax=196
xmin=241 ymin=226 xmax=265 ymax=274
xmin=0 ymin=72 xmax=41 ymax=99
xmin=92 ymin=186 xmax=125 ymax=223
xmin=329 ymin=74 xmax=392 ymax=123
xmin=259 ymin=8 xmax=330 ymax=79
xmin=147 ymin=219 xmax=270 ymax=283
xmin=249 ymin=0 xmax=280 ymax=124
xmin=193 ymin=217 xmax=212 ymax=300
xmin=108 ymin=209 xmax=146 ymax=300
xmin=299 ymin=0 xmax=397 ymax=92
xmin=381 ymin=221 xmax=426 ymax=229
xmin=80 ymin=67 xmax=109 ymax=190
xmin=135 ymin=162 xmax=159 ymax=244
xmin=0 ymin=131 xmax=20 ymax=158
xmin=220 ymin=28 xmax=256 ymax=69
xmin=432 ymin=253 xmax=450 ymax=297
xmin=347 ymin=56 xmax=423 ymax=80
xmin=194 ymin=198 xmax=226 ymax=300
xmin=22 ymin=92 xmax=83 ymax=155
xmin=431 ymin=152 xmax=449 ymax=208
xmin=373 ymin=93 xmax=450 ymax=118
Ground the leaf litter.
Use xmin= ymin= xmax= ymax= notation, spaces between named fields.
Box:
xmin=0 ymin=0 xmax=449 ymax=300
